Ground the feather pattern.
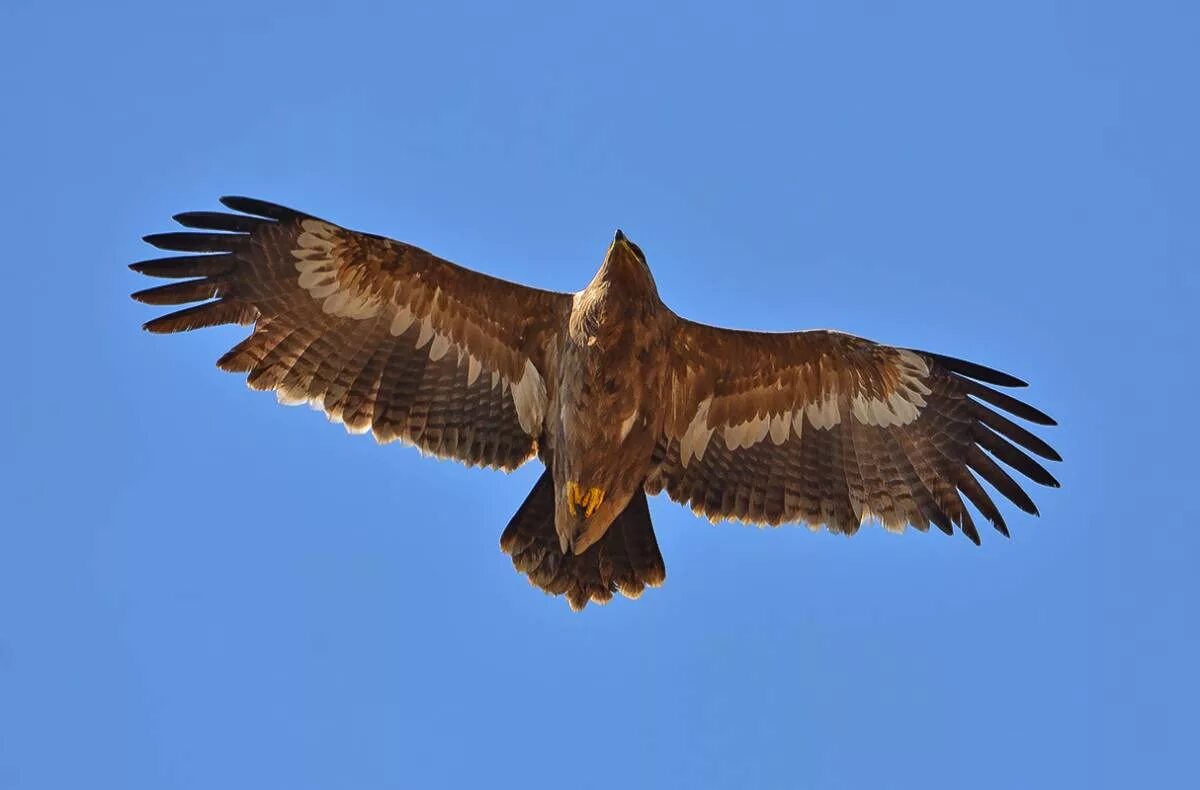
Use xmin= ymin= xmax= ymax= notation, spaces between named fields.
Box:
xmin=648 ymin=322 xmax=1060 ymax=542
xmin=132 ymin=197 xmax=570 ymax=469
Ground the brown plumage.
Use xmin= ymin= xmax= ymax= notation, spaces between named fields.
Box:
xmin=132 ymin=198 xmax=1061 ymax=610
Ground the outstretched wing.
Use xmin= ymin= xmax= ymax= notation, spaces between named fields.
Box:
xmin=648 ymin=321 xmax=1061 ymax=543
xmin=131 ymin=197 xmax=570 ymax=470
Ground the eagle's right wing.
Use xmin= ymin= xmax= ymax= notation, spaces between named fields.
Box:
xmin=650 ymin=321 xmax=1061 ymax=542
xmin=132 ymin=197 xmax=571 ymax=470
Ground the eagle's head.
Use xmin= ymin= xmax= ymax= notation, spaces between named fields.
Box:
xmin=593 ymin=229 xmax=659 ymax=301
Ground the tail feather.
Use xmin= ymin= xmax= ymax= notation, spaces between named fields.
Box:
xmin=501 ymin=471 xmax=666 ymax=610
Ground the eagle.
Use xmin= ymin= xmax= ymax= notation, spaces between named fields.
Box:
xmin=131 ymin=197 xmax=1061 ymax=610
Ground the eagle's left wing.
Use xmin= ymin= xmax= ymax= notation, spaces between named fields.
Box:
xmin=132 ymin=197 xmax=570 ymax=470
xmin=648 ymin=321 xmax=1061 ymax=543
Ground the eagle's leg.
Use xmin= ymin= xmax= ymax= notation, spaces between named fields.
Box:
xmin=501 ymin=470 xmax=665 ymax=611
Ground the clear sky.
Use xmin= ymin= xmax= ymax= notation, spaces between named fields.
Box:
xmin=2 ymin=1 xmax=1197 ymax=788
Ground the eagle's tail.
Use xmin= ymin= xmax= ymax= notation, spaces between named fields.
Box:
xmin=500 ymin=470 xmax=666 ymax=611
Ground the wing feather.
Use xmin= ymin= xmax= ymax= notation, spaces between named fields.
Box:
xmin=959 ymin=378 xmax=1056 ymax=425
xmin=129 ymin=254 xmax=236 ymax=278
xmin=132 ymin=197 xmax=570 ymax=470
xmin=648 ymin=320 xmax=1060 ymax=543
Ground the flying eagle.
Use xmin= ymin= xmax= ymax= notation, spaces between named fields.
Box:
xmin=131 ymin=198 xmax=1061 ymax=610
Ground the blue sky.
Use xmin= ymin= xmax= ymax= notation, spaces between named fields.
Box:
xmin=2 ymin=1 xmax=1197 ymax=788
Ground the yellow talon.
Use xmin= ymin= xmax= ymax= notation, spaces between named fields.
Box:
xmin=566 ymin=481 xmax=579 ymax=516
xmin=565 ymin=482 xmax=606 ymax=519
xmin=584 ymin=487 xmax=604 ymax=518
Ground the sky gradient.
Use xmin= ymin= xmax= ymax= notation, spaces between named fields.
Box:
xmin=2 ymin=2 xmax=1197 ymax=788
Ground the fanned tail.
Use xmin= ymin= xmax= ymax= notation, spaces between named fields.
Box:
xmin=500 ymin=471 xmax=666 ymax=611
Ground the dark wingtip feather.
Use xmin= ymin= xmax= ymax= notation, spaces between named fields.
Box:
xmin=962 ymin=379 xmax=1057 ymax=426
xmin=922 ymin=351 xmax=1029 ymax=387
xmin=172 ymin=211 xmax=267 ymax=234
xmin=972 ymin=404 xmax=1063 ymax=462
xmin=975 ymin=426 xmax=1062 ymax=488
xmin=1037 ymin=413 xmax=1059 ymax=427
xmin=959 ymin=510 xmax=982 ymax=545
xmin=967 ymin=447 xmax=1041 ymax=516
xmin=141 ymin=301 xmax=256 ymax=334
xmin=143 ymin=316 xmax=180 ymax=334
xmin=129 ymin=254 xmax=236 ymax=279
xmin=983 ymin=495 xmax=1012 ymax=538
xmin=219 ymin=196 xmax=304 ymax=221
xmin=956 ymin=472 xmax=1012 ymax=539
xmin=131 ymin=279 xmax=219 ymax=305
xmin=927 ymin=507 xmax=955 ymax=537
xmin=142 ymin=232 xmax=239 ymax=253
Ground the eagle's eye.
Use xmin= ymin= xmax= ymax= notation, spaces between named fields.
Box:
xmin=627 ymin=240 xmax=646 ymax=264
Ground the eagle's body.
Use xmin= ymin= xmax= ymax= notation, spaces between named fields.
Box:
xmin=132 ymin=198 xmax=1061 ymax=610
xmin=552 ymin=235 xmax=671 ymax=554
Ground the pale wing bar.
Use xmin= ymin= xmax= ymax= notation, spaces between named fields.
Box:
xmin=650 ymin=326 xmax=1060 ymax=543
xmin=131 ymin=197 xmax=570 ymax=470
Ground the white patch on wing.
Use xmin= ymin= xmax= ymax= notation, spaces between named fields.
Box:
xmin=724 ymin=413 xmax=769 ymax=451
xmin=769 ymin=411 xmax=791 ymax=445
xmin=389 ymin=306 xmax=415 ymax=336
xmin=900 ymin=384 xmax=927 ymax=408
xmin=415 ymin=317 xmax=435 ymax=349
xmin=297 ymin=268 xmax=334 ymax=290
xmin=850 ymin=393 xmax=899 ymax=427
xmin=698 ymin=350 xmax=933 ymax=457
xmin=306 ymin=281 xmax=340 ymax=299
xmin=510 ymin=359 xmax=547 ymax=435
xmin=846 ymin=351 xmax=930 ymax=427
xmin=791 ymin=410 xmax=806 ymax=440
xmin=850 ymin=396 xmax=867 ymax=424
xmin=322 ymin=289 xmax=349 ymax=315
xmin=680 ymin=398 xmax=715 ymax=467
xmin=618 ymin=409 xmax=640 ymax=442
xmin=897 ymin=350 xmax=930 ymax=377
xmin=466 ymin=355 xmax=482 ymax=386
xmin=291 ymin=219 xmax=382 ymax=320
xmin=428 ymin=333 xmax=452 ymax=361
xmin=887 ymin=391 xmax=919 ymax=423
xmin=722 ymin=420 xmax=742 ymax=451
xmin=343 ymin=293 xmax=383 ymax=319
xmin=806 ymin=393 xmax=841 ymax=430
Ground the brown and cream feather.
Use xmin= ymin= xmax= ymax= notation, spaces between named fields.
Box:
xmin=648 ymin=324 xmax=1059 ymax=543
xmin=133 ymin=197 xmax=569 ymax=470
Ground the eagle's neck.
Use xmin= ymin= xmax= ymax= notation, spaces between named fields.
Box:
xmin=571 ymin=263 xmax=659 ymax=345
xmin=593 ymin=253 xmax=659 ymax=302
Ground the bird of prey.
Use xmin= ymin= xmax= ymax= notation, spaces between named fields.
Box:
xmin=131 ymin=197 xmax=1061 ymax=611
